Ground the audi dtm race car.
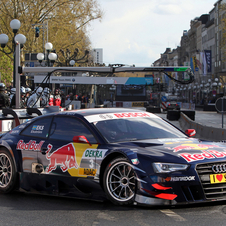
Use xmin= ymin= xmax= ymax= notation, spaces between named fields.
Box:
xmin=1 ymin=108 xmax=226 ymax=206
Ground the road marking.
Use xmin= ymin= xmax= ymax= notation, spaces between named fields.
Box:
xmin=160 ymin=209 xmax=186 ymax=221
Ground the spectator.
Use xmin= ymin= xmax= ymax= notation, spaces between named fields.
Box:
xmin=60 ymin=91 xmax=66 ymax=107
xmin=41 ymin=87 xmax=51 ymax=107
xmin=0 ymin=83 xmax=10 ymax=109
xmin=10 ymin=88 xmax=16 ymax=108
xmin=24 ymin=87 xmax=31 ymax=106
xmin=27 ymin=87 xmax=43 ymax=108
xmin=53 ymin=89 xmax=61 ymax=106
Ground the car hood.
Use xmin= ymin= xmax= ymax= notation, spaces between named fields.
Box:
xmin=116 ymin=138 xmax=226 ymax=164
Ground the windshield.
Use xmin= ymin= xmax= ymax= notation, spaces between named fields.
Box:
xmin=94 ymin=117 xmax=186 ymax=143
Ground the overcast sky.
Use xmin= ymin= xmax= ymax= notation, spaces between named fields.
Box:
xmin=88 ymin=0 xmax=216 ymax=67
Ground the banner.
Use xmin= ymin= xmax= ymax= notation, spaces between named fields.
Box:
xmin=190 ymin=57 xmax=194 ymax=73
xmin=200 ymin=52 xmax=207 ymax=76
xmin=192 ymin=56 xmax=198 ymax=71
xmin=204 ymin=50 xmax=212 ymax=73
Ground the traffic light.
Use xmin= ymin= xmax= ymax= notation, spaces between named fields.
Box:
xmin=35 ymin=27 xmax=40 ymax=37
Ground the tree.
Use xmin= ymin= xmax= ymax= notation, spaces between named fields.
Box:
xmin=0 ymin=0 xmax=102 ymax=65
xmin=0 ymin=50 xmax=13 ymax=85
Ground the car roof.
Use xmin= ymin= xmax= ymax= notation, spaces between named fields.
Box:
xmin=56 ymin=108 xmax=150 ymax=117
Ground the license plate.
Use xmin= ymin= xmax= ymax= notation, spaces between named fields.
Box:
xmin=210 ymin=173 xmax=226 ymax=184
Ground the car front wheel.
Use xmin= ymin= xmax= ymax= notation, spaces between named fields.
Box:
xmin=103 ymin=157 xmax=136 ymax=205
xmin=0 ymin=149 xmax=17 ymax=193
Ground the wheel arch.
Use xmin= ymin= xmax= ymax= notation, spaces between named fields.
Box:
xmin=99 ymin=152 xmax=127 ymax=190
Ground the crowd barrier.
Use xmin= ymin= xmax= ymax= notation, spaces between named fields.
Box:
xmin=179 ymin=112 xmax=226 ymax=142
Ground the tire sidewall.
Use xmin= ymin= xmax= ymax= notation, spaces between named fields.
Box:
xmin=0 ymin=149 xmax=17 ymax=193
xmin=103 ymin=157 xmax=136 ymax=205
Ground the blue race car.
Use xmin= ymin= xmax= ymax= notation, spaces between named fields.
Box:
xmin=0 ymin=108 xmax=226 ymax=206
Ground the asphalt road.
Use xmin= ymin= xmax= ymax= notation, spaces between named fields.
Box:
xmin=1 ymin=191 xmax=226 ymax=226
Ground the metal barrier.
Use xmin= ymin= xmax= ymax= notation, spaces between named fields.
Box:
xmin=179 ymin=112 xmax=226 ymax=142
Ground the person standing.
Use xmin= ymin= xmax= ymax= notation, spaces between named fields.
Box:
xmin=9 ymin=87 xmax=16 ymax=108
xmin=27 ymin=87 xmax=43 ymax=108
xmin=53 ymin=89 xmax=61 ymax=107
xmin=0 ymin=83 xmax=10 ymax=109
xmin=41 ymin=87 xmax=51 ymax=107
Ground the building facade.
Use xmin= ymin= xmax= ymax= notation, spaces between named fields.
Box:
xmin=153 ymin=0 xmax=226 ymax=104
xmin=90 ymin=48 xmax=103 ymax=65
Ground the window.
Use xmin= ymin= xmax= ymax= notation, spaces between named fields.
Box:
xmin=49 ymin=116 xmax=97 ymax=143
xmin=21 ymin=117 xmax=52 ymax=138
xmin=94 ymin=118 xmax=186 ymax=143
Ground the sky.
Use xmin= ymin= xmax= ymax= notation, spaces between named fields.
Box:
xmin=88 ymin=0 xmax=216 ymax=67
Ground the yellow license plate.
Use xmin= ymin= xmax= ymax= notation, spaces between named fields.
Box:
xmin=210 ymin=173 xmax=226 ymax=184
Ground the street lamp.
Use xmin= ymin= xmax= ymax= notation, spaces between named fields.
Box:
xmin=0 ymin=19 xmax=26 ymax=87
xmin=37 ymin=42 xmax=57 ymax=66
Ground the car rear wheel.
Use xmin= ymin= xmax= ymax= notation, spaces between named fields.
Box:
xmin=103 ymin=157 xmax=136 ymax=205
xmin=0 ymin=149 xmax=17 ymax=193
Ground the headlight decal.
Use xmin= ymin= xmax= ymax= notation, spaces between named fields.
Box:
xmin=152 ymin=183 xmax=172 ymax=190
xmin=141 ymin=188 xmax=177 ymax=200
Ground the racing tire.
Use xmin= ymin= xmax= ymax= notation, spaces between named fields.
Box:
xmin=103 ymin=157 xmax=136 ymax=205
xmin=0 ymin=149 xmax=17 ymax=193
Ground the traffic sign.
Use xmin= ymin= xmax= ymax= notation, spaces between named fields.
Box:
xmin=161 ymin=96 xmax=167 ymax=102
xmin=215 ymin=97 xmax=226 ymax=112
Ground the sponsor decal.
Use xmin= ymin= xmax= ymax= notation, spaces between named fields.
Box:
xmin=84 ymin=112 xmax=157 ymax=123
xmin=179 ymin=150 xmax=226 ymax=162
xmin=159 ymin=138 xmax=189 ymax=143
xmin=82 ymin=149 xmax=108 ymax=159
xmin=45 ymin=143 xmax=79 ymax=173
xmin=85 ymin=149 xmax=104 ymax=158
xmin=79 ymin=168 xmax=97 ymax=176
xmin=170 ymin=144 xmax=219 ymax=152
xmin=210 ymin=173 xmax=226 ymax=184
xmin=99 ymin=114 xmax=114 ymax=120
xmin=169 ymin=176 xmax=195 ymax=182
xmin=19 ymin=125 xmax=26 ymax=129
xmin=9 ymin=130 xmax=20 ymax=134
xmin=17 ymin=140 xmax=45 ymax=151
xmin=131 ymin=158 xmax=139 ymax=165
xmin=114 ymin=112 xmax=150 ymax=118
xmin=31 ymin=125 xmax=44 ymax=134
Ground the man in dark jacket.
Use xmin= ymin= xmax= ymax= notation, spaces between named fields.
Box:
xmin=0 ymin=83 xmax=10 ymax=109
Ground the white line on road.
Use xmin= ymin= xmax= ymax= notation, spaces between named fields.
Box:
xmin=160 ymin=209 xmax=186 ymax=221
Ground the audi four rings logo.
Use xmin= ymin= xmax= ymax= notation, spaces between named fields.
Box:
xmin=212 ymin=164 xmax=226 ymax=173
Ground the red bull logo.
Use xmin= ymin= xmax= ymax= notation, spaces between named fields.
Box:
xmin=46 ymin=143 xmax=79 ymax=174
xmin=179 ymin=150 xmax=226 ymax=162
xmin=17 ymin=139 xmax=44 ymax=151
xmin=171 ymin=144 xmax=219 ymax=152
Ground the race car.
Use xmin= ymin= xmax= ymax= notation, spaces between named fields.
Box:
xmin=1 ymin=108 xmax=226 ymax=206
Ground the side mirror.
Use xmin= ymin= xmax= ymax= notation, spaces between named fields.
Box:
xmin=185 ymin=129 xmax=196 ymax=137
xmin=73 ymin=135 xmax=92 ymax=146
